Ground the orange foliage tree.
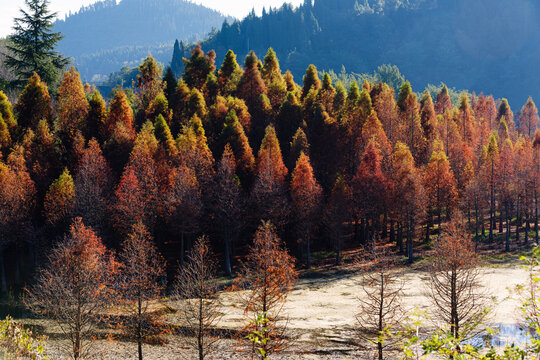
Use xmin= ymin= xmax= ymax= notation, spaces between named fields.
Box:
xmin=25 ymin=218 xmax=118 ymax=360
xmin=291 ymin=152 xmax=322 ymax=268
xmin=235 ymin=221 xmax=298 ymax=358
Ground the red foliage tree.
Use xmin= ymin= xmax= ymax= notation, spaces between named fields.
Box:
xmin=291 ymin=153 xmax=323 ymax=268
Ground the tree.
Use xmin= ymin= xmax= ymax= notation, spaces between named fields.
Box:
xmin=25 ymin=218 xmax=118 ymax=360
xmin=237 ymin=51 xmax=267 ymax=112
xmin=86 ymin=90 xmax=107 ymax=142
xmin=498 ymin=139 xmax=515 ymax=251
xmin=5 ymin=0 xmax=69 ymax=88
xmin=356 ymin=246 xmax=405 ymax=360
xmin=497 ymin=98 xmax=515 ymax=136
xmin=251 ymin=126 xmax=290 ymax=228
xmin=235 ymin=221 xmax=298 ymax=358
xmin=481 ymin=134 xmax=499 ymax=242
xmin=301 ymin=64 xmax=320 ymax=100
xmin=167 ymin=165 xmax=203 ymax=268
xmin=105 ymin=89 xmax=136 ymax=141
xmin=434 ymin=84 xmax=452 ymax=116
xmin=323 ymin=174 xmax=351 ymax=265
xmin=135 ymin=55 xmax=164 ymax=125
xmin=14 ymin=72 xmax=52 ymax=130
xmin=0 ymin=149 xmax=35 ymax=292
xmin=397 ymin=82 xmax=426 ymax=162
xmin=519 ymin=97 xmax=539 ymax=139
xmin=423 ymin=140 xmax=458 ymax=238
xmin=392 ymin=142 xmax=426 ymax=262
xmin=217 ymin=50 xmax=243 ymax=96
xmin=171 ymin=39 xmax=185 ymax=78
xmin=214 ymin=145 xmax=243 ymax=276
xmin=56 ymin=67 xmax=89 ymax=150
xmin=175 ymin=236 xmax=222 ymax=360
xmin=428 ymin=215 xmax=488 ymax=343
xmin=219 ymin=110 xmax=255 ymax=187
xmin=183 ymin=44 xmax=216 ymax=90
xmin=291 ymin=153 xmax=322 ymax=268
xmin=113 ymin=137 xmax=159 ymax=237
xmin=74 ymin=139 xmax=112 ymax=233
xmin=119 ymin=222 xmax=166 ymax=360
xmin=352 ymin=141 xmax=390 ymax=247
xmin=43 ymin=168 xmax=75 ymax=228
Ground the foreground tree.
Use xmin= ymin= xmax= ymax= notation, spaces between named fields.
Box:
xmin=428 ymin=215 xmax=488 ymax=343
xmin=235 ymin=221 xmax=298 ymax=358
xmin=356 ymin=246 xmax=405 ymax=360
xmin=25 ymin=218 xmax=117 ymax=360
xmin=119 ymin=222 xmax=166 ymax=360
xmin=175 ymin=236 xmax=222 ymax=360
xmin=6 ymin=0 xmax=69 ymax=88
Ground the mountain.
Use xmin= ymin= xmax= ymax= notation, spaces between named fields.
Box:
xmin=55 ymin=0 xmax=232 ymax=81
xmin=196 ymin=0 xmax=540 ymax=108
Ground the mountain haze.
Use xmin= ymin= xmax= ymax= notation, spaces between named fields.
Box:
xmin=55 ymin=0 xmax=232 ymax=81
xmin=197 ymin=0 xmax=540 ymax=108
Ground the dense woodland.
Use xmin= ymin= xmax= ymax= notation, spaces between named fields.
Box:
xmin=1 ymin=42 xmax=540 ymax=291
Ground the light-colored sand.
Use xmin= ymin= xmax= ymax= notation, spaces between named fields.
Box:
xmin=34 ymin=264 xmax=532 ymax=359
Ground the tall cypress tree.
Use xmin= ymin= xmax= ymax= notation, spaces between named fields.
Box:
xmin=6 ymin=0 xmax=69 ymax=88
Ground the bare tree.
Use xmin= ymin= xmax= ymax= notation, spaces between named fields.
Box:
xmin=235 ymin=221 xmax=298 ymax=358
xmin=427 ymin=214 xmax=489 ymax=343
xmin=119 ymin=222 xmax=166 ymax=360
xmin=174 ymin=236 xmax=223 ymax=360
xmin=25 ymin=218 xmax=118 ymax=360
xmin=356 ymin=242 xmax=406 ymax=360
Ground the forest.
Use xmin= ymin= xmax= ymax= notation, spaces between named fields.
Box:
xmin=1 ymin=44 xmax=540 ymax=358
xmin=3 ymin=0 xmax=540 ymax=358
xmin=198 ymin=0 xmax=540 ymax=107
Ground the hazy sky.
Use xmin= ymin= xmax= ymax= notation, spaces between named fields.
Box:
xmin=0 ymin=0 xmax=304 ymax=38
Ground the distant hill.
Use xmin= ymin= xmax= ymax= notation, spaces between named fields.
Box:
xmin=197 ymin=0 xmax=540 ymax=108
xmin=55 ymin=0 xmax=232 ymax=81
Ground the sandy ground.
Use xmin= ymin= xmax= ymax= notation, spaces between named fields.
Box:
xmin=28 ymin=262 xmax=531 ymax=359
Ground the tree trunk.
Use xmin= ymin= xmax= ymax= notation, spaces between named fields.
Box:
xmin=0 ymin=248 xmax=6 ymax=294
xmin=138 ymin=294 xmax=143 ymax=360
xmin=225 ymin=235 xmax=232 ymax=277
xmin=505 ymin=204 xmax=510 ymax=252
xmin=306 ymin=231 xmax=311 ymax=269
xmin=198 ymin=297 xmax=204 ymax=360
xmin=180 ymin=231 xmax=185 ymax=269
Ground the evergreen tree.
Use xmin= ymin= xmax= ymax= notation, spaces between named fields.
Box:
xmin=6 ymin=0 xmax=69 ymax=88
xmin=171 ymin=39 xmax=185 ymax=78
xmin=14 ymin=73 xmax=52 ymax=130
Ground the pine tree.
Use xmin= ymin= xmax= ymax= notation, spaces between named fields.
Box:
xmin=86 ymin=90 xmax=107 ymax=142
xmin=43 ymin=168 xmax=75 ymax=228
xmin=105 ymin=90 xmax=136 ymax=140
xmin=217 ymin=50 xmax=243 ymax=96
xmin=434 ymin=84 xmax=452 ymax=116
xmin=183 ymin=44 xmax=216 ymax=90
xmin=215 ymin=145 xmax=243 ymax=276
xmin=0 ymin=91 xmax=16 ymax=130
xmin=424 ymin=140 xmax=458 ymax=238
xmin=219 ymin=110 xmax=255 ymax=188
xmin=14 ymin=73 xmax=52 ymax=129
xmin=171 ymin=39 xmax=185 ymax=78
xmin=56 ymin=67 xmax=89 ymax=143
xmin=520 ymin=97 xmax=539 ymax=139
xmin=237 ymin=51 xmax=267 ymax=110
xmin=74 ymin=139 xmax=111 ymax=233
xmin=163 ymin=66 xmax=177 ymax=106
xmin=291 ymin=153 xmax=322 ymax=268
xmin=301 ymin=64 xmax=321 ymax=100
xmin=6 ymin=0 xmax=69 ymax=88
